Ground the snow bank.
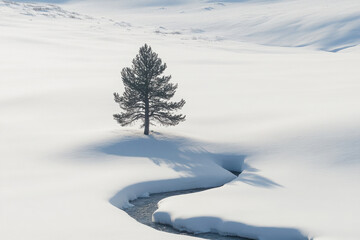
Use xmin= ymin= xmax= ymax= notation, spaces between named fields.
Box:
xmin=98 ymin=134 xmax=240 ymax=209
xmin=154 ymin=123 xmax=360 ymax=240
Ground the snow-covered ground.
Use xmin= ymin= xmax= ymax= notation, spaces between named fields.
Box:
xmin=1 ymin=1 xmax=359 ymax=240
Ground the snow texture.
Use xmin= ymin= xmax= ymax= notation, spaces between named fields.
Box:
xmin=1 ymin=1 xmax=359 ymax=240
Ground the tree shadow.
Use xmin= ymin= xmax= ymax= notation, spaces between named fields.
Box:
xmin=89 ymin=133 xmax=282 ymax=189
xmin=236 ymin=172 xmax=283 ymax=188
xmin=94 ymin=133 xmax=247 ymax=174
xmin=234 ymin=163 xmax=283 ymax=188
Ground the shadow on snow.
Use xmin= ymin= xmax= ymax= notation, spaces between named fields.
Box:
xmin=157 ymin=214 xmax=309 ymax=240
xmin=86 ymin=133 xmax=306 ymax=239
xmin=93 ymin=133 xmax=284 ymax=189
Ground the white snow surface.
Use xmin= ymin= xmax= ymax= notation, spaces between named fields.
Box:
xmin=70 ymin=0 xmax=360 ymax=52
xmin=1 ymin=1 xmax=359 ymax=240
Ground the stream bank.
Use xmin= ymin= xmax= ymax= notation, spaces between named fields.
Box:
xmin=124 ymin=171 xmax=253 ymax=240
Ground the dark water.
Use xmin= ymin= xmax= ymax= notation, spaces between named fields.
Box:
xmin=124 ymin=171 xmax=252 ymax=240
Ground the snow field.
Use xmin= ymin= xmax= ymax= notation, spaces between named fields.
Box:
xmin=1 ymin=1 xmax=360 ymax=240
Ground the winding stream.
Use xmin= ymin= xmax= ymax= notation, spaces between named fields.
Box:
xmin=124 ymin=171 xmax=253 ymax=240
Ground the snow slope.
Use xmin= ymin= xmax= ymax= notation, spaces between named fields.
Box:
xmin=1 ymin=1 xmax=360 ymax=240
xmin=69 ymin=0 xmax=360 ymax=52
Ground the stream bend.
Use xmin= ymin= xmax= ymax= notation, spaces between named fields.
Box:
xmin=123 ymin=170 xmax=253 ymax=240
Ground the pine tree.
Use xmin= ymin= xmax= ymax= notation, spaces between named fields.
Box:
xmin=113 ymin=44 xmax=186 ymax=135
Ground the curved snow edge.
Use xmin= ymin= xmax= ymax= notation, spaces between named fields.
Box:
xmin=152 ymin=211 xmax=311 ymax=240
xmin=108 ymin=142 xmax=245 ymax=209
xmin=110 ymin=172 xmax=236 ymax=210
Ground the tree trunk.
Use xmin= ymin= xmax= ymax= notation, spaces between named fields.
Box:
xmin=144 ymin=99 xmax=150 ymax=135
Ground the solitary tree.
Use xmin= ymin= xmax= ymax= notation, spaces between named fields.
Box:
xmin=113 ymin=44 xmax=186 ymax=135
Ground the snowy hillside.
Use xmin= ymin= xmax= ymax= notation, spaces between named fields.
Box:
xmin=1 ymin=1 xmax=359 ymax=240
xmin=69 ymin=0 xmax=360 ymax=52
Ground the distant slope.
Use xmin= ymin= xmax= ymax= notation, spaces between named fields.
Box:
xmin=67 ymin=0 xmax=360 ymax=52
